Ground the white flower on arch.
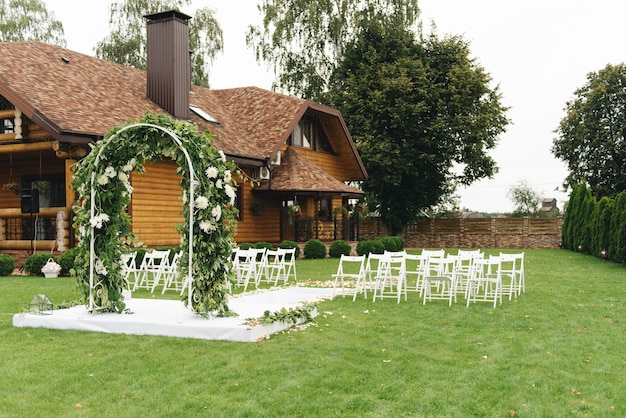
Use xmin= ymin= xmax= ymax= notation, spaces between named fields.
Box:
xmin=195 ymin=195 xmax=210 ymax=210
xmin=205 ymin=166 xmax=219 ymax=179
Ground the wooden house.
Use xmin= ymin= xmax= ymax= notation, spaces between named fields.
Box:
xmin=0 ymin=10 xmax=366 ymax=260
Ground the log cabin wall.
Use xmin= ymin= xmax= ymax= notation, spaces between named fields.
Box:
xmin=236 ymin=180 xmax=281 ymax=244
xmin=130 ymin=161 xmax=184 ymax=247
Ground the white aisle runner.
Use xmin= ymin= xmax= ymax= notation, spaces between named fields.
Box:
xmin=13 ymin=287 xmax=335 ymax=342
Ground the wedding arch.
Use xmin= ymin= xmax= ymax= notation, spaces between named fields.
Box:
xmin=71 ymin=113 xmax=238 ymax=316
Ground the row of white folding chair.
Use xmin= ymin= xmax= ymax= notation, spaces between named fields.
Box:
xmin=132 ymin=249 xmax=172 ymax=292
xmin=232 ymin=247 xmax=298 ymax=291
xmin=232 ymin=248 xmax=263 ymax=291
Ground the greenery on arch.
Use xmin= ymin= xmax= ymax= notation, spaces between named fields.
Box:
xmin=72 ymin=113 xmax=238 ymax=316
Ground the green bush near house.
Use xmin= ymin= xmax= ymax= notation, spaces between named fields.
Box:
xmin=238 ymin=242 xmax=254 ymax=250
xmin=303 ymin=239 xmax=326 ymax=259
xmin=24 ymin=252 xmax=57 ymax=276
xmin=329 ymin=240 xmax=352 ymax=258
xmin=0 ymin=253 xmax=15 ymax=276
xmin=356 ymin=239 xmax=385 ymax=256
xmin=376 ymin=236 xmax=405 ymax=252
xmin=278 ymin=240 xmax=301 ymax=258
xmin=254 ymin=241 xmax=274 ymax=251
xmin=58 ymin=248 xmax=79 ymax=276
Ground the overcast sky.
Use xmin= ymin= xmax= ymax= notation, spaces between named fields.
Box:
xmin=43 ymin=0 xmax=626 ymax=212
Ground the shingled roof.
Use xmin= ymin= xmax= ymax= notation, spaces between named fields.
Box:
xmin=0 ymin=41 xmax=366 ymax=182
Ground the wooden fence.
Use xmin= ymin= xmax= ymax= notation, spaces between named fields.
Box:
xmin=359 ymin=217 xmax=562 ymax=249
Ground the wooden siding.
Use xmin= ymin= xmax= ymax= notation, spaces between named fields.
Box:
xmin=292 ymin=147 xmax=358 ymax=182
xmin=236 ymin=180 xmax=281 ymax=244
xmin=130 ymin=161 xmax=184 ymax=247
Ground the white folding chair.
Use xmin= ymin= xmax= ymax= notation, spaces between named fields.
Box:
xmin=422 ymin=254 xmax=458 ymax=305
xmin=160 ymin=251 xmax=183 ymax=293
xmin=133 ymin=249 xmax=171 ymax=292
xmin=498 ymin=252 xmax=520 ymax=300
xmin=414 ymin=249 xmax=445 ymax=295
xmin=278 ymin=247 xmax=297 ymax=284
xmin=466 ymin=255 xmax=503 ymax=308
xmin=453 ymin=250 xmax=483 ymax=297
xmin=262 ymin=249 xmax=288 ymax=286
xmin=232 ymin=248 xmax=257 ymax=291
xmin=373 ymin=252 xmax=407 ymax=303
xmin=404 ymin=253 xmax=423 ymax=293
xmin=499 ymin=252 xmax=525 ymax=296
xmin=357 ymin=253 xmax=385 ymax=301
xmin=332 ymin=254 xmax=366 ymax=298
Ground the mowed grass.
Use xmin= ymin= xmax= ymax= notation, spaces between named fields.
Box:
xmin=0 ymin=249 xmax=624 ymax=417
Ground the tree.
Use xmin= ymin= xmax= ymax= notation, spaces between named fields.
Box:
xmin=95 ymin=0 xmax=222 ymax=87
xmin=327 ymin=16 xmax=508 ymax=232
xmin=553 ymin=63 xmax=626 ymax=199
xmin=246 ymin=0 xmax=419 ymax=100
xmin=507 ymin=180 xmax=541 ymax=217
xmin=0 ymin=0 xmax=65 ymax=46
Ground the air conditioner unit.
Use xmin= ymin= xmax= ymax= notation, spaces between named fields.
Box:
xmin=255 ymin=166 xmax=271 ymax=180
xmin=270 ymin=151 xmax=281 ymax=166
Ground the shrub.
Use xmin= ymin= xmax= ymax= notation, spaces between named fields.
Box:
xmin=303 ymin=239 xmax=327 ymax=259
xmin=238 ymin=242 xmax=254 ymax=250
xmin=0 ymin=253 xmax=15 ymax=276
xmin=278 ymin=240 xmax=301 ymax=258
xmin=356 ymin=239 xmax=385 ymax=256
xmin=329 ymin=240 xmax=351 ymax=258
xmin=58 ymin=248 xmax=79 ymax=276
xmin=376 ymin=236 xmax=405 ymax=252
xmin=254 ymin=241 xmax=274 ymax=251
xmin=24 ymin=252 xmax=57 ymax=276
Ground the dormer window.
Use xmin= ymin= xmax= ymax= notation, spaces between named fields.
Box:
xmin=289 ymin=117 xmax=333 ymax=152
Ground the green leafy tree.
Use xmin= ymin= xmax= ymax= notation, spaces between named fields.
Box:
xmin=95 ymin=0 xmax=222 ymax=88
xmin=327 ymin=16 xmax=508 ymax=232
xmin=553 ymin=63 xmax=626 ymax=199
xmin=0 ymin=0 xmax=65 ymax=46
xmin=247 ymin=0 xmax=419 ymax=100
xmin=507 ymin=180 xmax=541 ymax=217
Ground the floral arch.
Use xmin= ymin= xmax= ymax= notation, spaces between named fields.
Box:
xmin=72 ymin=113 xmax=238 ymax=316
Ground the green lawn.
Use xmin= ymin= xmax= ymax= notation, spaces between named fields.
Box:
xmin=0 ymin=249 xmax=623 ymax=417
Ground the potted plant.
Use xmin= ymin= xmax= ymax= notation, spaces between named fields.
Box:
xmin=32 ymin=180 xmax=50 ymax=197
xmin=2 ymin=181 xmax=19 ymax=194
xmin=41 ymin=258 xmax=62 ymax=278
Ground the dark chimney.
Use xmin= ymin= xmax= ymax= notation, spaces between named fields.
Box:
xmin=145 ymin=10 xmax=192 ymax=119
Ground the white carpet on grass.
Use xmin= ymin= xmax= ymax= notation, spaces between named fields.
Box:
xmin=12 ymin=287 xmax=335 ymax=342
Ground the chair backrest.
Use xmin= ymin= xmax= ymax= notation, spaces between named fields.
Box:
xmin=472 ymin=255 xmax=502 ymax=280
xmin=365 ymin=252 xmax=387 ymax=274
xmin=420 ymin=249 xmax=445 ymax=259
xmin=141 ymin=249 xmax=171 ymax=270
xmin=336 ymin=254 xmax=366 ymax=277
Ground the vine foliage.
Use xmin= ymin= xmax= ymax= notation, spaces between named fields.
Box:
xmin=72 ymin=113 xmax=238 ymax=315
